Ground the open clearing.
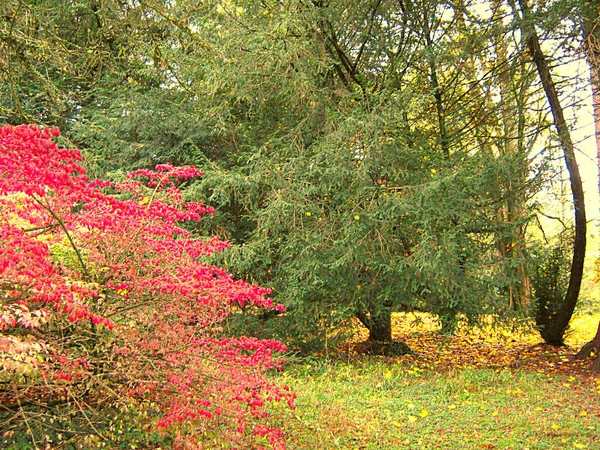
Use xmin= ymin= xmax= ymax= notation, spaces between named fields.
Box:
xmin=270 ymin=313 xmax=600 ymax=449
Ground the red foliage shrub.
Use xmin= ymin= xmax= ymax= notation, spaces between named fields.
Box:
xmin=0 ymin=124 xmax=293 ymax=448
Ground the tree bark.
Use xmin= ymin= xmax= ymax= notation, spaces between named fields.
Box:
xmin=356 ymin=308 xmax=415 ymax=356
xmin=423 ymin=13 xmax=450 ymax=158
xmin=517 ymin=0 xmax=587 ymax=346
xmin=356 ymin=308 xmax=392 ymax=342
xmin=575 ymin=321 xmax=600 ymax=372
xmin=577 ymin=1 xmax=600 ymax=370
xmin=369 ymin=313 xmax=392 ymax=342
xmin=492 ymin=0 xmax=532 ymax=311
xmin=582 ymin=0 xmax=600 ymax=202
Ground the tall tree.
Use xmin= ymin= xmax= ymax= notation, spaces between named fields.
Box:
xmin=489 ymin=0 xmax=536 ymax=312
xmin=582 ymin=1 xmax=600 ymax=198
xmin=178 ymin=0 xmax=544 ymax=349
xmin=516 ymin=0 xmax=587 ymax=346
xmin=575 ymin=0 xmax=600 ymax=371
xmin=1 ymin=0 xmax=564 ymax=353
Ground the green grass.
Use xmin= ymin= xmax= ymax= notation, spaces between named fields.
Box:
xmin=270 ymin=361 xmax=600 ymax=449
xmin=265 ymin=311 xmax=600 ymax=449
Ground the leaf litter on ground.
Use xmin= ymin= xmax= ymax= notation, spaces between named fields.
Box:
xmin=270 ymin=313 xmax=600 ymax=449
xmin=337 ymin=312 xmax=600 ymax=380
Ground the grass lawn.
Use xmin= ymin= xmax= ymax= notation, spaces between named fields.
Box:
xmin=269 ymin=313 xmax=600 ymax=449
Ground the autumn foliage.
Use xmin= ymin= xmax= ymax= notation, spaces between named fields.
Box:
xmin=0 ymin=124 xmax=293 ymax=448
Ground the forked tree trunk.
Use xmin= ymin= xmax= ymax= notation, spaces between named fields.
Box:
xmin=357 ymin=308 xmax=392 ymax=342
xmin=517 ymin=0 xmax=587 ymax=346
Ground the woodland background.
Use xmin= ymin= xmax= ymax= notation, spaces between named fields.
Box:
xmin=1 ymin=0 xmax=600 ymax=448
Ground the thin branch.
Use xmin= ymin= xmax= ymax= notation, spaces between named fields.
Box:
xmin=31 ymin=194 xmax=91 ymax=282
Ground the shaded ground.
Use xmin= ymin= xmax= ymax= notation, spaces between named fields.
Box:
xmin=339 ymin=313 xmax=600 ymax=378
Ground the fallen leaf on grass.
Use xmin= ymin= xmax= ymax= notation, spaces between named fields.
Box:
xmin=339 ymin=313 xmax=599 ymax=379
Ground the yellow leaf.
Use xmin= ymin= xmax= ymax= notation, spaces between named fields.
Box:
xmin=551 ymin=424 xmax=560 ymax=430
xmin=580 ymin=411 xmax=588 ymax=417
xmin=392 ymin=421 xmax=402 ymax=428
xmin=573 ymin=444 xmax=586 ymax=449
xmin=407 ymin=415 xmax=417 ymax=423
xmin=419 ymin=409 xmax=429 ymax=418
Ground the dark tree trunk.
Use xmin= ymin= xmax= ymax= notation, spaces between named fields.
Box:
xmin=423 ymin=14 xmax=449 ymax=158
xmin=356 ymin=308 xmax=392 ymax=342
xmin=518 ymin=0 xmax=587 ymax=346
xmin=355 ymin=308 xmax=413 ymax=356
xmin=575 ymin=321 xmax=600 ymax=372
xmin=368 ymin=311 xmax=393 ymax=343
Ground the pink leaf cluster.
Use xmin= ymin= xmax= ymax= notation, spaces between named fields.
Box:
xmin=0 ymin=125 xmax=292 ymax=448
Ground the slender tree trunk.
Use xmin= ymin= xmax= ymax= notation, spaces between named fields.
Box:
xmin=517 ymin=0 xmax=587 ymax=345
xmin=492 ymin=0 xmax=532 ymax=310
xmin=423 ymin=17 xmax=450 ymax=158
xmin=577 ymin=3 xmax=600 ymax=370
xmin=582 ymin=1 xmax=600 ymax=203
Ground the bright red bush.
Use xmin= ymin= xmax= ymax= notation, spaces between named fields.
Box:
xmin=0 ymin=124 xmax=293 ymax=448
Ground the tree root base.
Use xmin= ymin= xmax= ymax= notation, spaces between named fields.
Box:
xmin=357 ymin=340 xmax=416 ymax=356
xmin=575 ymin=339 xmax=600 ymax=373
